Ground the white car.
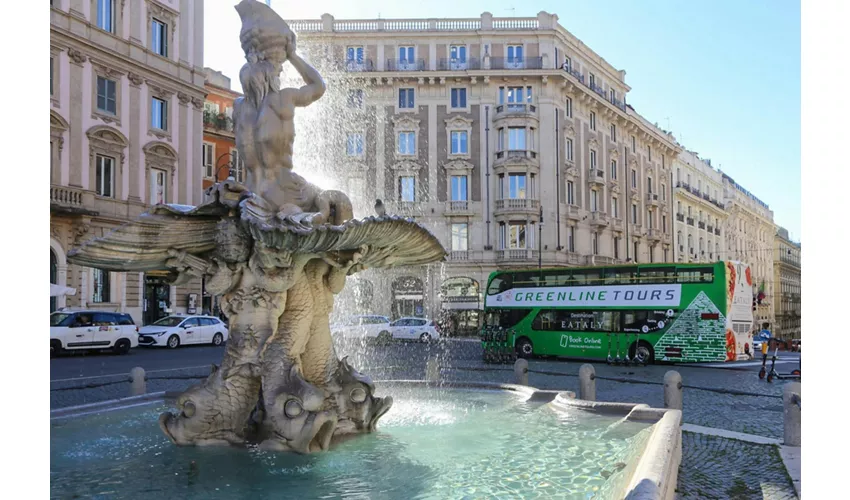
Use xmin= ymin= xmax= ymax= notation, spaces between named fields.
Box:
xmin=331 ymin=315 xmax=391 ymax=340
xmin=50 ymin=310 xmax=139 ymax=356
xmin=138 ymin=315 xmax=229 ymax=349
xmin=387 ymin=317 xmax=441 ymax=343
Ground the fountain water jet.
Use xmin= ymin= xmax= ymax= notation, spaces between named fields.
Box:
xmin=67 ymin=0 xmax=445 ymax=453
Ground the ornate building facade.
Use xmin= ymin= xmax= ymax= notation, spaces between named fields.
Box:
xmin=672 ymin=150 xmax=727 ymax=263
xmin=201 ymin=68 xmax=243 ymax=191
xmin=722 ymin=174 xmax=776 ymax=329
xmin=773 ymin=227 xmax=801 ymax=341
xmin=286 ymin=12 xmax=681 ymax=323
xmin=50 ymin=0 xmax=206 ymax=323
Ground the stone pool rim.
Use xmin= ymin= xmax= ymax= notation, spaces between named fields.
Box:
xmin=50 ymin=380 xmax=681 ymax=500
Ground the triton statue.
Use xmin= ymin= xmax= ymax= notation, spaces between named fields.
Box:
xmin=68 ymin=0 xmax=445 ymax=453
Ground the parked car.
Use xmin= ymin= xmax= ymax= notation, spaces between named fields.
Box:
xmin=138 ymin=315 xmax=229 ymax=349
xmin=386 ymin=317 xmax=441 ymax=343
xmin=331 ymin=315 xmax=391 ymax=340
xmin=50 ymin=310 xmax=139 ymax=356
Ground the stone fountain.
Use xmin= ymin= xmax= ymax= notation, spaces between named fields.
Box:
xmin=68 ymin=0 xmax=445 ymax=454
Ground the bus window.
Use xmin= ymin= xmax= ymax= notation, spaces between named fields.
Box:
xmin=622 ymin=310 xmax=649 ymax=332
xmin=584 ymin=271 xmax=602 ymax=285
xmin=513 ymin=271 xmax=537 ymax=287
xmin=542 ymin=270 xmax=571 ymax=286
xmin=572 ymin=270 xmax=587 ymax=285
xmin=677 ymin=270 xmax=699 ymax=283
xmin=532 ymin=310 xmax=557 ymax=330
xmin=638 ymin=267 xmax=675 ymax=284
xmin=487 ymin=275 xmax=512 ymax=295
xmin=607 ymin=267 xmax=638 ymax=285
xmin=485 ymin=309 xmax=529 ymax=329
xmin=697 ymin=267 xmax=714 ymax=283
xmin=532 ymin=310 xmax=619 ymax=332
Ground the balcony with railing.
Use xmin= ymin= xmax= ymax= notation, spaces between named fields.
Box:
xmin=494 ymin=149 xmax=538 ymax=161
xmin=445 ymin=200 xmax=472 ymax=214
xmin=566 ymin=204 xmax=580 ymax=221
xmin=489 ymin=57 xmax=543 ymax=70
xmin=50 ymin=184 xmax=97 ymax=214
xmin=563 ymin=66 xmax=585 ymax=84
xmin=437 ymin=58 xmax=482 ymax=71
xmin=686 ymin=217 xmax=694 ymax=226
xmin=676 ymin=213 xmax=685 ymax=222
xmin=386 ymin=58 xmax=426 ymax=71
xmin=393 ymin=200 xmax=419 ymax=212
xmin=587 ymin=168 xmax=605 ymax=186
xmin=707 ymin=224 xmax=714 ymax=233
xmin=647 ymin=228 xmax=662 ymax=242
xmin=342 ymin=59 xmax=376 ymax=72
xmin=589 ymin=211 xmax=609 ymax=226
xmin=611 ymin=217 xmax=624 ymax=232
xmin=496 ymin=249 xmax=534 ymax=262
xmin=585 ymin=255 xmax=616 ymax=266
xmin=448 ymin=250 xmax=485 ymax=262
xmin=608 ymin=95 xmax=628 ymax=113
xmin=203 ymin=111 xmax=234 ymax=133
xmin=494 ymin=103 xmax=538 ymax=119
xmin=646 ymin=192 xmax=659 ymax=207
xmin=495 ymin=198 xmax=540 ymax=213
xmin=714 ymin=227 xmax=721 ymax=236
xmin=588 ymin=82 xmax=606 ymax=98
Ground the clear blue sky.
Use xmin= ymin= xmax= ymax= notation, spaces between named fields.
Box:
xmin=206 ymin=0 xmax=800 ymax=239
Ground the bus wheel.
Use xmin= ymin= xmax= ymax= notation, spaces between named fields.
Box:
xmin=630 ymin=341 xmax=655 ymax=365
xmin=516 ymin=337 xmax=534 ymax=359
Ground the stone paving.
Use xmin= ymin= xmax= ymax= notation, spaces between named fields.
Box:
xmin=676 ymin=432 xmax=797 ymax=500
xmin=50 ymin=344 xmax=800 ymax=499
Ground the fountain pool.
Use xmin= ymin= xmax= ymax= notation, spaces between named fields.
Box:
xmin=50 ymin=383 xmax=673 ymax=499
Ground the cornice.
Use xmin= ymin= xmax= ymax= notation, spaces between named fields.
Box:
xmin=49 ymin=27 xmax=206 ymax=99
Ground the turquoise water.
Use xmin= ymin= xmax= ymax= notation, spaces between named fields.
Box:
xmin=50 ymin=386 xmax=651 ymax=499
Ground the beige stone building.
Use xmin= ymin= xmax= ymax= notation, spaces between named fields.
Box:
xmin=286 ymin=12 xmax=681 ymax=325
xmin=672 ymin=150 xmax=727 ymax=262
xmin=50 ymin=0 xmax=206 ymax=324
xmin=773 ymin=227 xmax=801 ymax=341
xmin=721 ymin=174 xmax=776 ymax=329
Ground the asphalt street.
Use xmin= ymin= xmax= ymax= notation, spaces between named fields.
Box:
xmin=50 ymin=338 xmax=801 ymax=389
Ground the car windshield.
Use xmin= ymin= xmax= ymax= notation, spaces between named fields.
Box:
xmin=151 ymin=316 xmax=185 ymax=327
xmin=50 ymin=312 xmax=73 ymax=326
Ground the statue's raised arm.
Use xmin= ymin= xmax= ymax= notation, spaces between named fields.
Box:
xmin=282 ymin=39 xmax=326 ymax=107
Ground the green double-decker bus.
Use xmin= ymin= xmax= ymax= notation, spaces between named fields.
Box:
xmin=481 ymin=261 xmax=754 ymax=364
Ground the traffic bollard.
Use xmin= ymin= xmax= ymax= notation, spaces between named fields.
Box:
xmin=783 ymin=382 xmax=801 ymax=446
xmin=426 ymin=357 xmax=440 ymax=382
xmin=663 ymin=370 xmax=683 ymax=410
xmin=579 ymin=364 xmax=596 ymax=401
xmin=514 ymin=358 xmax=528 ymax=386
xmin=129 ymin=367 xmax=146 ymax=396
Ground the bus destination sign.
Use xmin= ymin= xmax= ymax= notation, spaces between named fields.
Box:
xmin=486 ymin=284 xmax=682 ymax=308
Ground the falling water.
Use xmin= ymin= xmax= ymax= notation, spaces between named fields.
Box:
xmin=280 ymin=59 xmax=455 ymax=380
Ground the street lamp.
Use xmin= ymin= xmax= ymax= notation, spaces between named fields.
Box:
xmin=538 ymin=205 xmax=544 ymax=269
xmin=213 ymin=151 xmax=240 ymax=182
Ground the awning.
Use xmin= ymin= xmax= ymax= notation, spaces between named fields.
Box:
xmin=50 ymin=283 xmax=77 ymax=297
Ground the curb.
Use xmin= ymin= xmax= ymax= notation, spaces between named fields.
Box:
xmin=50 ymin=391 xmax=166 ymax=419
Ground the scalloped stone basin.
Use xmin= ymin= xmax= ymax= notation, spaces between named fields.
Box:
xmin=51 ymin=384 xmax=660 ymax=499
